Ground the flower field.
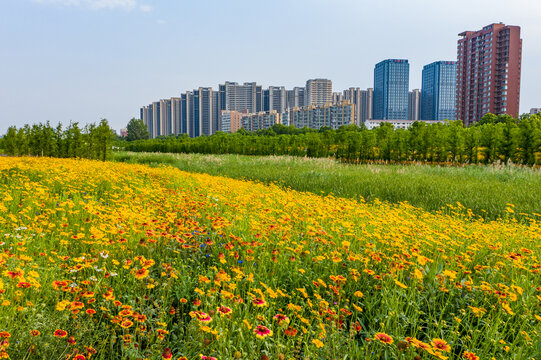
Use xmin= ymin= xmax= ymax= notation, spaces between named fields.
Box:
xmin=0 ymin=157 xmax=540 ymax=360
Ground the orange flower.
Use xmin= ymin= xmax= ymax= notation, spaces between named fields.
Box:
xmin=374 ymin=332 xmax=393 ymax=344
xmin=30 ymin=330 xmax=40 ymax=337
xmin=431 ymin=338 xmax=451 ymax=352
xmin=254 ymin=325 xmax=273 ymax=339
xmin=70 ymin=301 xmax=85 ymax=310
xmin=284 ymin=327 xmax=297 ymax=337
xmin=463 ymin=351 xmax=479 ymax=360
xmin=86 ymin=309 xmax=96 ymax=315
xmin=120 ymin=320 xmax=134 ymax=329
xmin=54 ymin=329 xmax=67 ymax=338
xmin=134 ymin=313 xmax=148 ymax=322
xmin=217 ymin=306 xmax=232 ymax=316
xmin=252 ymin=298 xmax=266 ymax=307
xmin=134 ymin=268 xmax=149 ymax=280
xmin=162 ymin=348 xmax=173 ymax=359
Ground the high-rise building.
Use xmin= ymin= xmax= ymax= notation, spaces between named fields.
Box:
xmin=531 ymin=108 xmax=541 ymax=115
xmin=409 ymin=89 xmax=421 ymax=121
xmin=287 ymin=87 xmax=305 ymax=109
xmin=192 ymin=87 xmax=216 ymax=137
xmin=305 ymin=79 xmax=332 ymax=107
xmin=263 ymin=86 xmax=287 ymax=113
xmin=171 ymin=97 xmax=181 ymax=135
xmin=218 ymin=82 xmax=261 ymax=113
xmin=151 ymin=101 xmax=161 ymax=137
xmin=457 ymin=23 xmax=522 ymax=125
xmin=241 ymin=111 xmax=282 ymax=132
xmin=332 ymin=92 xmax=344 ymax=105
xmin=220 ymin=110 xmax=243 ymax=133
xmin=160 ymin=99 xmax=172 ymax=136
xmin=286 ymin=102 xmax=354 ymax=130
xmin=342 ymin=88 xmax=374 ymax=125
xmin=181 ymin=92 xmax=192 ymax=136
xmin=212 ymin=91 xmax=219 ymax=134
xmin=255 ymin=85 xmax=263 ymax=113
xmin=343 ymin=88 xmax=361 ymax=125
xmin=360 ymin=88 xmax=373 ymax=123
xmin=373 ymin=59 xmax=410 ymax=120
xmin=141 ymin=105 xmax=151 ymax=137
xmin=421 ymin=61 xmax=457 ymax=121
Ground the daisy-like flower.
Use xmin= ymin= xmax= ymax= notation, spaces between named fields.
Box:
xmin=284 ymin=327 xmax=297 ymax=337
xmin=254 ymin=325 xmax=273 ymax=339
xmin=6 ymin=271 xmax=22 ymax=279
xmin=200 ymin=355 xmax=217 ymax=360
xmin=0 ymin=332 xmax=10 ymax=338
xmin=74 ymin=355 xmax=86 ymax=360
xmin=54 ymin=329 xmax=68 ymax=338
xmin=30 ymin=330 xmax=40 ymax=337
xmin=162 ymin=348 xmax=173 ymax=359
xmin=190 ymin=311 xmax=212 ymax=322
xmin=431 ymin=338 xmax=451 ymax=352
xmin=134 ymin=313 xmax=148 ymax=322
xmin=120 ymin=319 xmax=134 ymax=329
xmin=70 ymin=301 xmax=85 ymax=310
xmin=406 ymin=337 xmax=431 ymax=350
xmin=312 ymin=339 xmax=324 ymax=348
xmin=217 ymin=306 xmax=232 ymax=316
xmin=374 ymin=332 xmax=393 ymax=345
xmin=16 ymin=282 xmax=31 ymax=289
xmin=134 ymin=268 xmax=149 ymax=280
xmin=274 ymin=314 xmax=290 ymax=325
xmin=119 ymin=309 xmax=133 ymax=317
xmin=86 ymin=309 xmax=96 ymax=316
xmin=463 ymin=351 xmax=479 ymax=360
xmin=252 ymin=298 xmax=266 ymax=307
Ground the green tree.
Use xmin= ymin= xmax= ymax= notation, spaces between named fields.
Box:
xmin=2 ymin=127 xmax=18 ymax=155
xmin=66 ymin=122 xmax=83 ymax=158
xmin=95 ymin=119 xmax=115 ymax=161
xmin=126 ymin=118 xmax=150 ymax=141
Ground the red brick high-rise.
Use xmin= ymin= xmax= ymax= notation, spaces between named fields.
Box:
xmin=456 ymin=23 xmax=522 ymax=125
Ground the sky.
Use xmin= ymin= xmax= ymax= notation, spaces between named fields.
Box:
xmin=0 ymin=0 xmax=540 ymax=133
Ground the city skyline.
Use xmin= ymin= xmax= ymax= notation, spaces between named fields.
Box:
xmin=1 ymin=0 xmax=540 ymax=134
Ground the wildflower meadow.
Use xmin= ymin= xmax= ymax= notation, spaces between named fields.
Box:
xmin=0 ymin=157 xmax=539 ymax=360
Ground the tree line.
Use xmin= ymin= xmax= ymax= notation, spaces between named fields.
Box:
xmin=0 ymin=120 xmax=115 ymax=161
xmin=120 ymin=113 xmax=541 ymax=165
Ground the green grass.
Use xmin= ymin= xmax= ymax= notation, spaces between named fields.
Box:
xmin=114 ymin=151 xmax=541 ymax=221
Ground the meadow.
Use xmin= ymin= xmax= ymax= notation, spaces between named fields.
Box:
xmin=114 ymin=151 xmax=541 ymax=222
xmin=0 ymin=157 xmax=540 ymax=360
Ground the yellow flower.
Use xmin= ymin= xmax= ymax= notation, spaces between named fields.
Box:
xmin=394 ymin=279 xmax=408 ymax=289
xmin=312 ymin=339 xmax=324 ymax=348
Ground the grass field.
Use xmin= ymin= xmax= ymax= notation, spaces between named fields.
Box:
xmin=114 ymin=151 xmax=541 ymax=222
xmin=1 ymin=157 xmax=540 ymax=360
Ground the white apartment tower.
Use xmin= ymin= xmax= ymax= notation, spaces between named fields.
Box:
xmin=305 ymin=78 xmax=332 ymax=107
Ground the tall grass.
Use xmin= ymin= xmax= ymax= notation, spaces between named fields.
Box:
xmin=114 ymin=151 xmax=541 ymax=221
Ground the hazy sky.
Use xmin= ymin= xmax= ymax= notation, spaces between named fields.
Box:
xmin=1 ymin=0 xmax=540 ymax=133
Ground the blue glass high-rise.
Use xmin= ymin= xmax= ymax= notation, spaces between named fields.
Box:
xmin=373 ymin=59 xmax=410 ymax=120
xmin=421 ymin=61 xmax=457 ymax=120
